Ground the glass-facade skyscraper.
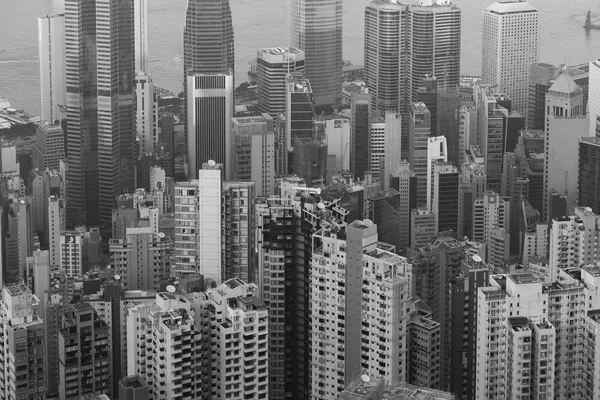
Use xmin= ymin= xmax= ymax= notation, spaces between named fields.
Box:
xmin=288 ymin=0 xmax=343 ymax=106
xmin=183 ymin=0 xmax=234 ymax=178
xmin=65 ymin=0 xmax=135 ymax=231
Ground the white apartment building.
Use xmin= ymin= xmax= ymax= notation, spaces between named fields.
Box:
xmin=127 ymin=292 xmax=205 ymax=400
xmin=309 ymin=219 xmax=434 ymax=399
xmin=548 ymin=207 xmax=600 ymax=281
xmin=477 ymin=267 xmax=600 ymax=400
xmin=482 ymin=0 xmax=539 ymax=114
xmin=204 ymin=279 xmax=269 ymax=400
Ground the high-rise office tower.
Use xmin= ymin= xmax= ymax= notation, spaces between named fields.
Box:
xmin=381 ymin=111 xmax=402 ymax=186
xmin=323 ymin=118 xmax=350 ymax=174
xmin=364 ymin=0 xmax=408 ymax=113
xmin=426 ymin=135 xmax=448 ymax=212
xmin=406 ymin=0 xmax=461 ymax=105
xmin=288 ymin=0 xmax=342 ymax=106
xmin=134 ymin=0 xmax=147 ymax=72
xmin=366 ymin=188 xmax=401 ymax=251
xmin=409 ymin=102 xmax=432 ymax=206
xmin=528 ymin=63 xmax=556 ymax=130
xmin=184 ymin=0 xmax=234 ymax=179
xmin=183 ymin=0 xmax=234 ymax=76
xmin=135 ymin=73 xmax=158 ymax=156
xmin=65 ymin=0 xmax=135 ymax=230
xmin=257 ymin=47 xmax=305 ymax=117
xmin=231 ymin=114 xmax=275 ymax=196
xmin=433 ymin=162 xmax=459 ymax=234
xmin=482 ymin=0 xmax=539 ymax=114
xmin=458 ymin=148 xmax=486 ymax=239
xmin=544 ymin=71 xmax=585 ymax=218
xmin=589 ymin=59 xmax=600 ymax=137
xmin=186 ymin=73 xmax=233 ymax=180
xmin=33 ymin=121 xmax=65 ymax=171
xmin=477 ymin=86 xmax=508 ymax=194
xmin=350 ymin=93 xmax=370 ymax=180
xmin=285 ymin=74 xmax=315 ymax=153
xmin=410 ymin=207 xmax=437 ymax=248
xmin=133 ymin=0 xmax=157 ymax=157
xmin=578 ymin=137 xmax=600 ymax=212
xmin=0 ymin=283 xmax=46 ymax=399
xmin=389 ymin=160 xmax=416 ymax=251
xmin=59 ymin=302 xmax=111 ymax=399
xmin=38 ymin=14 xmax=65 ymax=123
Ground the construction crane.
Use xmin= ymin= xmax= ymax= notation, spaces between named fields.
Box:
xmin=584 ymin=11 xmax=600 ymax=30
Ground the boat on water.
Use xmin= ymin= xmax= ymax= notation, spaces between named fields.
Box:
xmin=584 ymin=11 xmax=600 ymax=30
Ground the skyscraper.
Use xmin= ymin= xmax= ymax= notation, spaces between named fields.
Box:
xmin=38 ymin=14 xmax=65 ymax=123
xmin=183 ymin=0 xmax=234 ymax=76
xmin=406 ymin=0 xmax=461 ymax=104
xmin=350 ymin=93 xmax=370 ymax=180
xmin=364 ymin=0 xmax=407 ymax=113
xmin=482 ymin=0 xmax=539 ymax=114
xmin=409 ymin=102 xmax=432 ymax=206
xmin=186 ymin=73 xmax=234 ymax=180
xmin=65 ymin=0 xmax=135 ymax=230
xmin=578 ymin=137 xmax=600 ymax=213
xmin=257 ymin=47 xmax=305 ymax=117
xmin=589 ymin=59 xmax=600 ymax=137
xmin=544 ymin=71 xmax=585 ymax=218
xmin=183 ymin=0 xmax=234 ymax=178
xmin=288 ymin=0 xmax=343 ymax=106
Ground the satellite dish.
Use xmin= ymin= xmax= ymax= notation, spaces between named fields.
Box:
xmin=114 ymin=275 xmax=121 ymax=280
xmin=207 ymin=160 xmax=216 ymax=167
xmin=361 ymin=375 xmax=370 ymax=383
xmin=363 ymin=219 xmax=374 ymax=227
xmin=174 ymin=281 xmax=179 ymax=285
xmin=166 ymin=285 xmax=176 ymax=293
xmin=158 ymin=232 xmax=165 ymax=239
xmin=317 ymin=202 xmax=325 ymax=210
xmin=472 ymin=255 xmax=482 ymax=263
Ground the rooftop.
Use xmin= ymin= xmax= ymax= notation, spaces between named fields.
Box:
xmin=508 ymin=316 xmax=530 ymax=332
xmin=258 ymin=46 xmax=303 ymax=55
xmin=4 ymin=282 xmax=30 ymax=297
xmin=548 ymin=70 xmax=581 ymax=95
xmin=485 ymin=0 xmax=537 ymax=14
xmin=580 ymin=136 xmax=600 ymax=146
xmin=508 ymin=273 xmax=541 ymax=285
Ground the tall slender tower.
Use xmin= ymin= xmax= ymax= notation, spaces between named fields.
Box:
xmin=482 ymin=0 xmax=539 ymax=114
xmin=65 ymin=0 xmax=135 ymax=231
xmin=184 ymin=0 xmax=234 ymax=178
xmin=38 ymin=14 xmax=66 ymax=123
xmin=288 ymin=0 xmax=343 ymax=106
xmin=364 ymin=0 xmax=407 ymax=113
xmin=406 ymin=0 xmax=461 ymax=104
